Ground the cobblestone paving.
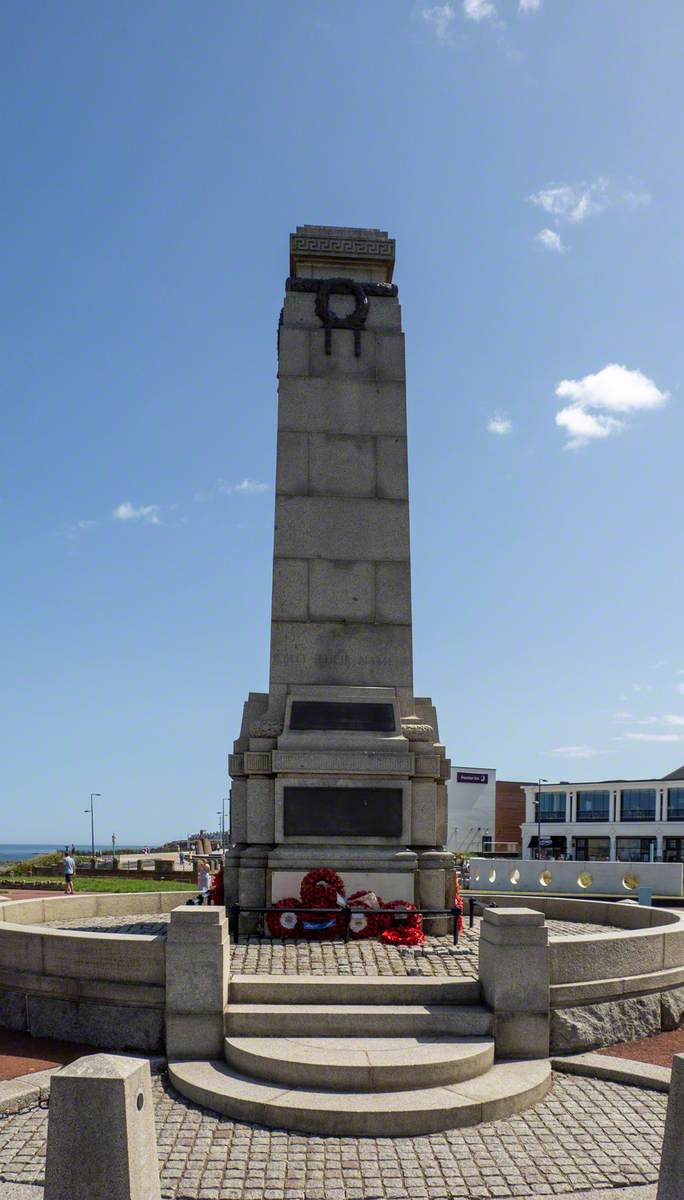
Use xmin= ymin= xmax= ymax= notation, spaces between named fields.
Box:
xmin=41 ymin=916 xmax=615 ymax=981
xmin=0 ymin=1073 xmax=665 ymax=1197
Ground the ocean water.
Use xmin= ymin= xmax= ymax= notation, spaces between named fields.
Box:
xmin=0 ymin=843 xmax=144 ymax=862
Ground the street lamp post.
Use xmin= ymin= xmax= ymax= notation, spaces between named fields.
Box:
xmin=536 ymin=778 xmax=548 ymax=860
xmin=84 ymin=793 xmax=101 ymax=870
xmin=217 ymin=799 xmax=227 ymax=852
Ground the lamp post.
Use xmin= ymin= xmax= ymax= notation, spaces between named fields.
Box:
xmin=536 ymin=778 xmax=548 ymax=860
xmin=84 ymin=793 xmax=101 ymax=869
xmin=217 ymin=798 xmax=227 ymax=852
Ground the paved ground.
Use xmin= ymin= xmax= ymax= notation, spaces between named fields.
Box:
xmin=0 ymin=1032 xmax=95 ymax=1083
xmin=0 ymin=1071 xmax=666 ymax=1198
xmin=38 ymin=915 xmax=616 ymax=979
xmin=597 ymin=1026 xmax=684 ymax=1068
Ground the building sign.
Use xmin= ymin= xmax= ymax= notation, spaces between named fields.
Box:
xmin=456 ymin=771 xmax=489 ymax=785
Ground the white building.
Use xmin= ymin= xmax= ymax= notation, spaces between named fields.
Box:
xmin=521 ymin=765 xmax=684 ymax=862
xmin=446 ymin=767 xmax=496 ymax=855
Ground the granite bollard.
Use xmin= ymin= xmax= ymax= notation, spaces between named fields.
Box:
xmin=44 ymin=1054 xmax=161 ymax=1200
xmin=657 ymin=1052 xmax=684 ymax=1199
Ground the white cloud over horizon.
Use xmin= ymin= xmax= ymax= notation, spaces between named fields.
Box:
xmin=665 ymin=716 xmax=684 ymax=727
xmin=554 ymin=363 xmax=669 ymax=449
xmin=620 ymin=732 xmax=682 ymax=743
xmin=519 ymin=0 xmax=541 ymax=10
xmin=552 ymin=745 xmax=599 ymax=758
xmin=528 ymin=178 xmax=650 ymax=227
xmin=219 ymin=478 xmax=269 ymax=496
xmin=487 ymin=413 xmax=512 ymax=435
xmin=535 ymin=228 xmax=564 ymax=253
xmin=421 ymin=3 xmax=456 ymax=39
xmin=112 ymin=502 xmax=161 ymax=525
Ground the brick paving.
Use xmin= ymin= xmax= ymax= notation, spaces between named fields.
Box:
xmin=40 ymin=916 xmax=615 ymax=980
xmin=0 ymin=1072 xmax=665 ymax=1197
xmin=597 ymin=1026 xmax=684 ymax=1069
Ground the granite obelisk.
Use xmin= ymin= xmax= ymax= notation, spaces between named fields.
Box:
xmin=227 ymin=226 xmax=452 ymax=922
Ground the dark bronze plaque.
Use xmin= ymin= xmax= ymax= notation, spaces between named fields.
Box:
xmin=283 ymin=786 xmax=403 ymax=838
xmin=289 ymin=701 xmax=395 ymax=733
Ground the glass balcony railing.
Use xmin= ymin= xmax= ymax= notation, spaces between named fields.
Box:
xmin=576 ymin=810 xmax=610 ymax=822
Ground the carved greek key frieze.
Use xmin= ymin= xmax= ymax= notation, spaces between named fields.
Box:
xmin=291 ymin=235 xmax=395 ymax=259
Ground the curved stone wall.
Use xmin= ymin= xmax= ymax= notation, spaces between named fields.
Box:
xmin=0 ymin=892 xmax=189 ymax=1052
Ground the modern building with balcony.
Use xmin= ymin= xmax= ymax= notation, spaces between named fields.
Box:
xmin=520 ymin=765 xmax=684 ymax=862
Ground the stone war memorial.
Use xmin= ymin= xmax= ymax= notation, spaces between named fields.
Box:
xmin=226 ymin=225 xmax=455 ymax=930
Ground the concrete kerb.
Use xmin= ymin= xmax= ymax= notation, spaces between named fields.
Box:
xmin=551 ymin=1051 xmax=672 ymax=1093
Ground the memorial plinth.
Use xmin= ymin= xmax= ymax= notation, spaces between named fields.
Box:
xmin=227 ymin=226 xmax=452 ymax=922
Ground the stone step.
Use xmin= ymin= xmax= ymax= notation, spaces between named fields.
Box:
xmin=224 ymin=1034 xmax=495 ymax=1091
xmin=229 ymin=974 xmax=480 ymax=1006
xmin=168 ymin=1058 xmax=552 ymax=1136
xmin=225 ymin=1003 xmax=493 ymax=1039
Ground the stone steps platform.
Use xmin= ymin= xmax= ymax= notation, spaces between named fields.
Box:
xmin=228 ymin=973 xmax=480 ymax=1004
xmin=225 ymin=1002 xmax=493 ymax=1039
xmin=224 ymin=1034 xmax=495 ymax=1091
xmin=167 ymin=1057 xmax=552 ymax=1136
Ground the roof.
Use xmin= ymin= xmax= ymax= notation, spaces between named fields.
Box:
xmin=662 ymin=765 xmax=684 ymax=781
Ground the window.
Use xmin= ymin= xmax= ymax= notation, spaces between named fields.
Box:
xmin=535 ymin=791 xmax=566 ymax=822
xmin=576 ymin=791 xmax=610 ymax=821
xmin=620 ymin=789 xmax=656 ymax=821
xmin=668 ymin=789 xmax=684 ymax=820
xmin=574 ymin=837 xmax=611 ymax=861
xmin=664 ymin=838 xmax=684 ymax=863
xmin=616 ymin=836 xmax=656 ymax=862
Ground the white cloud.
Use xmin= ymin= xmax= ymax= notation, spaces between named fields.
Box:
xmin=421 ymin=3 xmax=456 ymax=39
xmin=529 ymin=179 xmax=609 ymax=225
xmin=555 ymin=405 xmax=621 ymax=450
xmin=621 ymin=733 xmax=682 ymax=743
xmin=112 ymin=501 xmax=161 ymax=525
xmin=217 ymin=478 xmax=269 ymax=496
xmin=463 ymin=0 xmax=497 ymax=21
xmin=613 ymin=712 xmax=634 ymax=722
xmin=677 ymin=683 xmax=684 ymax=696
xmin=61 ymin=519 xmax=97 ymax=544
xmin=554 ymin=364 xmax=669 ymax=449
xmin=665 ymin=716 xmax=684 ymax=727
xmin=535 ymin=228 xmax=564 ymax=253
xmin=519 ymin=0 xmax=541 ymax=11
xmin=487 ymin=413 xmax=512 ymax=435
xmin=528 ymin=178 xmax=651 ymax=228
xmin=552 ymin=745 xmax=599 ymax=758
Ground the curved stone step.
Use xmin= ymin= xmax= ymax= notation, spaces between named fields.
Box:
xmin=225 ymin=1003 xmax=493 ymax=1039
xmin=224 ymin=1034 xmax=495 ymax=1091
xmin=168 ymin=1058 xmax=552 ymax=1136
xmin=229 ymin=974 xmax=480 ymax=1006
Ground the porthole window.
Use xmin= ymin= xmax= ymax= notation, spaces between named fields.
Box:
xmin=488 ymin=867 xmax=496 ymax=883
xmin=577 ymin=871 xmax=593 ymax=889
xmin=622 ymin=872 xmax=640 ymax=891
xmin=539 ymin=870 xmax=553 ymax=887
xmin=510 ymin=868 xmax=520 ymax=885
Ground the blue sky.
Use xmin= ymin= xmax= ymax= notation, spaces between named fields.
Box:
xmin=2 ymin=0 xmax=683 ymax=844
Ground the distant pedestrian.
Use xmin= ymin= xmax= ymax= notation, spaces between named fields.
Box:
xmin=197 ymin=859 xmax=212 ymax=903
xmin=179 ymin=848 xmax=185 ymax=866
xmin=63 ymin=852 xmax=76 ymax=895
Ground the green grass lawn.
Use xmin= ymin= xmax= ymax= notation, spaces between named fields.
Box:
xmin=5 ymin=876 xmax=196 ymax=893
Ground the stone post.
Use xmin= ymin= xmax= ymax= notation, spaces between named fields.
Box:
xmin=44 ymin=1054 xmax=160 ymax=1200
xmin=478 ymin=907 xmax=550 ymax=1059
xmin=418 ymin=849 xmax=454 ymax=935
xmin=657 ymin=1053 xmax=684 ymax=1199
xmin=165 ymin=905 xmax=229 ymax=1059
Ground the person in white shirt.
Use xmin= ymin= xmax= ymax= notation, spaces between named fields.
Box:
xmin=197 ymin=859 xmax=212 ymax=903
xmin=63 ymin=853 xmax=76 ymax=895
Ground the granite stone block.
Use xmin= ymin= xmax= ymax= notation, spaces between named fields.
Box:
xmin=274 ymin=495 xmax=410 ymax=561
xmin=272 ymin=559 xmax=309 ymax=621
xmin=308 ymin=433 xmax=375 ymax=497
xmin=376 ymin=561 xmax=412 ymax=624
xmin=275 ymin=431 xmax=308 ymax=494
xmin=278 ymin=377 xmax=406 ymax=436
xmin=376 ymin=435 xmax=408 ymax=500
xmin=309 ymin=560 xmax=374 ymax=621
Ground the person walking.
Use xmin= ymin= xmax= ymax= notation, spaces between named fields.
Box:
xmin=63 ymin=851 xmax=76 ymax=895
xmin=197 ymin=858 xmax=212 ymax=903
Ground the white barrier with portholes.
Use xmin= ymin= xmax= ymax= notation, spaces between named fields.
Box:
xmin=468 ymin=857 xmax=683 ymax=896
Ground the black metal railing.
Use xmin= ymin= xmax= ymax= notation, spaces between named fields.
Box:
xmin=227 ymin=903 xmax=464 ymax=945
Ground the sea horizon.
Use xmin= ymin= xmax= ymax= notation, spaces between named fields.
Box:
xmin=0 ymin=842 xmax=150 ymax=862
